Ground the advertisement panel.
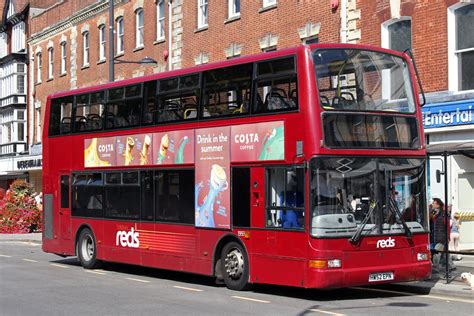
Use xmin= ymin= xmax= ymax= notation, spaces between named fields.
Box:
xmin=195 ymin=126 xmax=231 ymax=229
xmin=84 ymin=137 xmax=117 ymax=167
xmin=116 ymin=133 xmax=153 ymax=166
xmin=153 ymin=130 xmax=194 ymax=165
xmin=231 ymin=121 xmax=285 ymax=162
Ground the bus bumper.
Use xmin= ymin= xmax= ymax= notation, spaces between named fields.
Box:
xmin=306 ymin=261 xmax=432 ymax=289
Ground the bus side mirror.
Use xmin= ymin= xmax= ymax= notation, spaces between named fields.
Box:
xmin=436 ymin=170 xmax=441 ymax=183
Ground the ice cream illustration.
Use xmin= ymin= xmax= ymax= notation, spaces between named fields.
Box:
xmin=124 ymin=136 xmax=135 ymax=166
xmin=259 ymin=124 xmax=284 ymax=160
xmin=174 ymin=136 xmax=189 ymax=164
xmin=140 ymin=135 xmax=151 ymax=165
xmin=84 ymin=138 xmax=111 ymax=167
xmin=195 ymin=164 xmax=228 ymax=227
xmin=157 ymin=134 xmax=169 ymax=164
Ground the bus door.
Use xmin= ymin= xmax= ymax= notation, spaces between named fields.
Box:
xmin=264 ymin=166 xmax=307 ymax=287
xmin=247 ymin=167 xmax=277 ymax=283
xmin=59 ymin=174 xmax=72 ymax=240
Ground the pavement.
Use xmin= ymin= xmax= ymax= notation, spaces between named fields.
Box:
xmin=1 ymin=233 xmax=473 ymax=300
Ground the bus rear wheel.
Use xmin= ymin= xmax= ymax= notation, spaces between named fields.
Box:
xmin=221 ymin=241 xmax=250 ymax=291
xmin=77 ymin=228 xmax=102 ymax=269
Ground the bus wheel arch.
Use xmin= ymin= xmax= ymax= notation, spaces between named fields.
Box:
xmin=213 ymin=235 xmax=250 ymax=291
xmin=75 ymin=225 xmax=102 ymax=269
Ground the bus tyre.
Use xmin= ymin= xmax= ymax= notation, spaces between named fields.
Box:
xmin=221 ymin=241 xmax=250 ymax=291
xmin=77 ymin=228 xmax=102 ymax=269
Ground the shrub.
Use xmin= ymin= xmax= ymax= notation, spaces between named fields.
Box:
xmin=0 ymin=179 xmax=42 ymax=234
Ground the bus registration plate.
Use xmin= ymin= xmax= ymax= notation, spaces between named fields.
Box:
xmin=368 ymin=272 xmax=394 ymax=282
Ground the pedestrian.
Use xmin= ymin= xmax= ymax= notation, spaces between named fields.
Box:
xmin=429 ymin=198 xmax=454 ymax=272
xmin=450 ymin=211 xmax=462 ymax=261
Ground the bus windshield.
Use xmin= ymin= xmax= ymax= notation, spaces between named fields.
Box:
xmin=313 ymin=49 xmax=416 ymax=113
xmin=310 ymin=157 xmax=427 ymax=238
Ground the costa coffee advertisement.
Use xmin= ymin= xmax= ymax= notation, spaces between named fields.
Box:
xmin=231 ymin=121 xmax=285 ymax=162
xmin=153 ymin=130 xmax=194 ymax=165
xmin=116 ymin=133 xmax=153 ymax=166
xmin=84 ymin=137 xmax=117 ymax=167
xmin=194 ymin=126 xmax=231 ymax=229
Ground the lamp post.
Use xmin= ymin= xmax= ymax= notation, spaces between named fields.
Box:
xmin=109 ymin=0 xmax=114 ymax=82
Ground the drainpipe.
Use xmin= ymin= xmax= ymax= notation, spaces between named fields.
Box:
xmin=168 ymin=0 xmax=173 ymax=71
xmin=340 ymin=0 xmax=347 ymax=43
xmin=109 ymin=0 xmax=115 ymax=82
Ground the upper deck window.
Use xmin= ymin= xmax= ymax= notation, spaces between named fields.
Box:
xmin=254 ymin=57 xmax=298 ymax=113
xmin=202 ymin=63 xmax=252 ymax=118
xmin=105 ymin=84 xmax=142 ymax=129
xmin=313 ymin=49 xmax=415 ymax=113
xmin=49 ymin=96 xmax=73 ymax=136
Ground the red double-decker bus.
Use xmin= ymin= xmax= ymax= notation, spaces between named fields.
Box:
xmin=42 ymin=44 xmax=430 ymax=290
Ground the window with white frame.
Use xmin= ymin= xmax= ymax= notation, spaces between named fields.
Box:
xmin=198 ymin=0 xmax=208 ymax=28
xmin=136 ymin=9 xmax=144 ymax=48
xmin=48 ymin=48 xmax=54 ymax=79
xmin=36 ymin=53 xmax=42 ymax=83
xmin=157 ymin=0 xmax=165 ymax=41
xmin=381 ymin=18 xmax=412 ymax=100
xmin=17 ymin=74 xmax=25 ymax=94
xmin=449 ymin=4 xmax=474 ymax=91
xmin=263 ymin=0 xmax=277 ymax=8
xmin=36 ymin=107 xmax=42 ymax=143
xmin=117 ymin=17 xmax=124 ymax=54
xmin=228 ymin=0 xmax=240 ymax=18
xmin=12 ymin=22 xmax=26 ymax=53
xmin=82 ymin=32 xmax=89 ymax=66
xmin=0 ymin=33 xmax=7 ymax=58
xmin=60 ymin=42 xmax=67 ymax=74
xmin=99 ymin=24 xmax=106 ymax=60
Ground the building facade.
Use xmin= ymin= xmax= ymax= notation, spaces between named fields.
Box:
xmin=8 ymin=0 xmax=474 ymax=243
xmin=0 ymin=0 xmax=34 ymax=190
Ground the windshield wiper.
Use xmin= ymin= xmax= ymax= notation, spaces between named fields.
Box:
xmin=387 ymin=197 xmax=412 ymax=240
xmin=350 ymin=200 xmax=377 ymax=245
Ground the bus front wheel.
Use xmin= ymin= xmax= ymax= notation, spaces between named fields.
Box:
xmin=221 ymin=241 xmax=250 ymax=291
xmin=77 ymin=228 xmax=102 ymax=269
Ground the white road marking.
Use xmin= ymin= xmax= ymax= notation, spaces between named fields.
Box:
xmin=231 ymin=296 xmax=270 ymax=304
xmin=173 ymin=285 xmax=203 ymax=292
xmin=350 ymin=286 xmax=474 ymax=304
xmin=85 ymin=270 xmax=106 ymax=275
xmin=0 ymin=254 xmax=12 ymax=258
xmin=50 ymin=263 xmax=69 ymax=269
xmin=22 ymin=259 xmax=38 ymax=263
xmin=126 ymin=277 xmax=151 ymax=283
xmin=309 ymin=309 xmax=346 ymax=316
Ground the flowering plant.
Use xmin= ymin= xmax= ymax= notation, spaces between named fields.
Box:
xmin=0 ymin=179 xmax=42 ymax=233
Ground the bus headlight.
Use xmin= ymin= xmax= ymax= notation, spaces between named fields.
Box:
xmin=417 ymin=253 xmax=429 ymax=261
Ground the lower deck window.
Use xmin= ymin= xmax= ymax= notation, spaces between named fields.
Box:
xmin=266 ymin=167 xmax=305 ymax=229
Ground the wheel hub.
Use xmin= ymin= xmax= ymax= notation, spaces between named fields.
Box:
xmin=224 ymin=249 xmax=244 ymax=279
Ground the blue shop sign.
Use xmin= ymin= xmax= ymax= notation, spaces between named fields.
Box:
xmin=422 ymin=99 xmax=474 ymax=129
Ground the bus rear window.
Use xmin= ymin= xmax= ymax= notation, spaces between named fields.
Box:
xmin=322 ymin=113 xmax=420 ymax=149
xmin=49 ymin=96 xmax=73 ymax=136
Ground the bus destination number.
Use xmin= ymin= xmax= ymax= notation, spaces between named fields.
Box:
xmin=368 ymin=272 xmax=394 ymax=282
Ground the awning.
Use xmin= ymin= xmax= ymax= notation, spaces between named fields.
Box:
xmin=427 ymin=141 xmax=474 ymax=158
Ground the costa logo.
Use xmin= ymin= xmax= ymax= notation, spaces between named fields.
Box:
xmin=116 ymin=227 xmax=140 ymax=248
xmin=376 ymin=237 xmax=395 ymax=249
